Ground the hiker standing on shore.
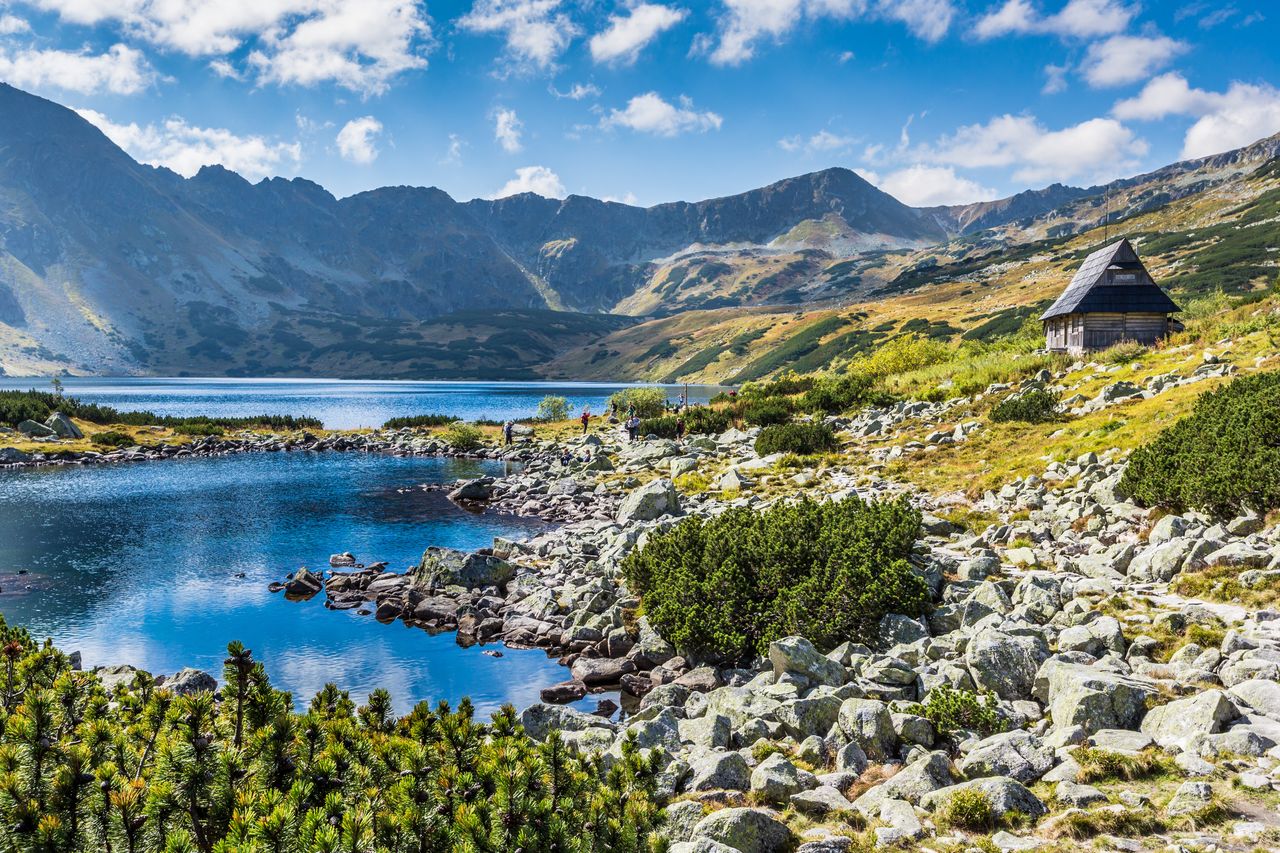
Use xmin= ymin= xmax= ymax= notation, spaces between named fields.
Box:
xmin=580 ymin=408 xmax=590 ymax=434
xmin=502 ymin=420 xmax=514 ymax=446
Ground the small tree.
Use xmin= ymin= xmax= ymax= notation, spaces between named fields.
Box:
xmin=50 ymin=376 xmax=64 ymax=399
xmin=608 ymin=386 xmax=666 ymax=418
xmin=535 ymin=395 xmax=570 ymax=422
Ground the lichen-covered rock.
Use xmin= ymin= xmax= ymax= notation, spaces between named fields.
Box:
xmin=416 ymin=547 xmax=514 ymax=589
xmin=691 ymin=807 xmax=792 ymax=853
xmin=966 ymin=629 xmax=1048 ymax=700
xmin=769 ymin=636 xmax=846 ymax=687
xmin=837 ymin=698 xmax=897 ymax=761
xmin=921 ymin=777 xmax=1047 ymax=819
xmin=1140 ymin=690 xmax=1238 ymax=748
xmin=958 ymin=730 xmax=1055 ymax=784
xmin=618 ymin=478 xmax=680 ymax=523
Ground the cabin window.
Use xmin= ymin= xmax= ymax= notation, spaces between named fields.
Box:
xmin=1112 ymin=273 xmax=1136 ymax=282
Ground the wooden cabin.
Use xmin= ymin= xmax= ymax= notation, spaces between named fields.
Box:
xmin=1042 ymin=238 xmax=1180 ymax=354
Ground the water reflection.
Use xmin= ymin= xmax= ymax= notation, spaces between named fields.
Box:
xmin=0 ymin=452 xmax=581 ymax=714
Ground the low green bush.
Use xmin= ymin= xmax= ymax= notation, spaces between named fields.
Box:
xmin=382 ymin=413 xmax=459 ymax=429
xmin=640 ymin=407 xmax=731 ymax=438
xmin=91 ymin=430 xmax=134 ymax=447
xmin=442 ymin=423 xmax=484 ymax=451
xmin=1119 ymin=371 xmax=1280 ymax=516
xmin=0 ymin=390 xmax=323 ymax=431
xmin=754 ymin=422 xmax=838 ymax=456
xmin=622 ymin=496 xmax=929 ymax=660
xmin=936 ymin=788 xmax=996 ymax=832
xmin=738 ymin=397 xmax=793 ymax=426
xmin=608 ymin=386 xmax=667 ymax=418
xmin=989 ymin=389 xmax=1061 ymax=423
xmin=173 ymin=422 xmax=224 ymax=436
xmin=906 ymin=685 xmax=1005 ymax=737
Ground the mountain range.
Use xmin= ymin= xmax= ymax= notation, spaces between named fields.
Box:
xmin=1 ymin=82 xmax=1278 ymax=380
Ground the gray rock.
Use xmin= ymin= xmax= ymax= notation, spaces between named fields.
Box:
xmin=520 ymin=703 xmax=617 ymax=741
xmin=686 ymin=751 xmax=751 ymax=792
xmin=157 ymin=668 xmax=217 ymax=695
xmin=750 ymin=753 xmax=808 ymax=802
xmin=966 ymin=629 xmax=1048 ymax=700
xmin=416 ymin=547 xmax=514 ymax=589
xmin=769 ymin=636 xmax=845 ymax=687
xmin=921 ymin=777 xmax=1047 ymax=819
xmin=45 ymin=412 xmax=82 ymax=439
xmin=837 ymin=698 xmax=897 ymax=761
xmin=959 ymin=730 xmax=1055 ymax=784
xmin=1165 ymin=781 xmax=1214 ymax=816
xmin=853 ymin=751 xmax=952 ymax=813
xmin=1054 ymin=780 xmax=1107 ymax=807
xmin=1229 ymin=679 xmax=1280 ymax=718
xmin=879 ymin=614 xmax=928 ymax=647
xmin=618 ymin=478 xmax=680 ymax=523
xmin=691 ymin=808 xmax=792 ymax=853
xmin=790 ymin=786 xmax=854 ymax=816
xmin=1140 ymin=690 xmax=1237 ymax=748
xmin=17 ymin=419 xmax=55 ymax=437
xmin=1037 ymin=661 xmax=1157 ymax=734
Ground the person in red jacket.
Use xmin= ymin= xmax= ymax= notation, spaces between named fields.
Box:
xmin=580 ymin=409 xmax=590 ymax=434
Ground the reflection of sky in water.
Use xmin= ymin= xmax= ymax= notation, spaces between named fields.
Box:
xmin=0 ymin=377 xmax=725 ymax=430
xmin=0 ymin=452 xmax=597 ymax=715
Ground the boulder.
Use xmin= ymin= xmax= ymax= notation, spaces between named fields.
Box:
xmin=853 ymin=751 xmax=952 ymax=814
xmin=691 ymin=808 xmax=792 ymax=853
xmin=571 ymin=656 xmax=637 ymax=687
xmin=1165 ymin=781 xmax=1214 ymax=816
xmin=1037 ymin=661 xmax=1158 ymax=734
xmin=966 ymin=629 xmax=1048 ymax=700
xmin=769 ymin=636 xmax=845 ymax=686
xmin=284 ymin=567 xmax=324 ymax=598
xmin=750 ymin=753 xmax=809 ymax=802
xmin=448 ymin=477 xmax=494 ymax=501
xmin=45 ymin=412 xmax=82 ymax=439
xmin=519 ymin=703 xmax=617 ymax=741
xmin=618 ymin=478 xmax=680 ymax=523
xmin=0 ymin=448 xmax=32 ymax=464
xmin=837 ymin=698 xmax=897 ymax=761
xmin=790 ymin=785 xmax=854 ymax=816
xmin=686 ymin=751 xmax=751 ymax=792
xmin=17 ymin=419 xmax=55 ymax=437
xmin=921 ymin=777 xmax=1047 ymax=819
xmin=158 ymin=668 xmax=217 ymax=695
xmin=416 ymin=547 xmax=514 ymax=589
xmin=958 ymin=730 xmax=1055 ymax=784
xmin=1140 ymin=690 xmax=1237 ymax=748
xmin=1229 ymin=679 xmax=1280 ymax=718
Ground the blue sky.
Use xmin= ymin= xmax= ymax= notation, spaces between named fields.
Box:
xmin=0 ymin=0 xmax=1277 ymax=207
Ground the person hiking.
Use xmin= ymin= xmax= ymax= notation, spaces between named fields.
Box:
xmin=675 ymin=416 xmax=686 ymax=441
xmin=626 ymin=415 xmax=640 ymax=442
xmin=502 ymin=420 xmax=514 ymax=446
xmin=580 ymin=409 xmax=590 ymax=434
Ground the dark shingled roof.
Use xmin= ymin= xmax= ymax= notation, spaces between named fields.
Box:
xmin=1041 ymin=238 xmax=1180 ymax=321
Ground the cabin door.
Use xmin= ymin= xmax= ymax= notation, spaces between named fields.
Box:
xmin=1068 ymin=315 xmax=1084 ymax=350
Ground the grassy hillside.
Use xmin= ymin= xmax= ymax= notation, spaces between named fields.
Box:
xmin=547 ymin=151 xmax=1280 ymax=384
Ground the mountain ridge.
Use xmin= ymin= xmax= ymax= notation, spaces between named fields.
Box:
xmin=1 ymin=82 xmax=1278 ymax=379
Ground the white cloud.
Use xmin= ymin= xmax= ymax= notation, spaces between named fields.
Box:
xmin=335 ymin=116 xmax=382 ymax=164
xmin=921 ymin=113 xmax=1148 ymax=184
xmin=26 ymin=0 xmax=430 ymax=95
xmin=705 ymin=0 xmax=953 ymax=66
xmin=0 ymin=14 xmax=29 ymax=34
xmin=1042 ymin=62 xmax=1068 ymax=94
xmin=973 ymin=0 xmax=1134 ymax=40
xmin=589 ymin=3 xmax=685 ymax=64
xmin=602 ymin=191 xmax=640 ymax=205
xmin=491 ymin=165 xmax=566 ymax=198
xmin=0 ymin=43 xmax=156 ymax=94
xmin=551 ymin=81 xmax=600 ymax=99
xmin=245 ymin=0 xmax=430 ymax=95
xmin=439 ymin=133 xmax=466 ymax=165
xmin=1081 ymin=34 xmax=1186 ymax=88
xmin=76 ymin=108 xmax=301 ymax=180
xmin=1114 ymin=72 xmax=1280 ymax=159
xmin=493 ymin=106 xmax=523 ymax=152
xmin=779 ymin=129 xmax=855 ymax=154
xmin=459 ymin=0 xmax=579 ymax=70
xmin=602 ymin=92 xmax=721 ymax=136
xmin=874 ymin=164 xmax=998 ymax=206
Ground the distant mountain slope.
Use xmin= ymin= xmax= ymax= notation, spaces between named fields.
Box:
xmin=0 ymin=81 xmax=1277 ymax=379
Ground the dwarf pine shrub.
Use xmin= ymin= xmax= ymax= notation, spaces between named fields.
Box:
xmin=1119 ymin=370 xmax=1280 ymax=516
xmin=738 ymin=397 xmax=793 ymax=426
xmin=989 ymin=390 xmax=1061 ymax=423
xmin=0 ymin=624 xmax=665 ymax=852
xmin=906 ymin=685 xmax=1005 ymax=737
xmin=640 ymin=407 xmax=731 ymax=438
xmin=622 ymin=496 xmax=928 ymax=661
xmin=754 ymin=422 xmax=839 ymax=455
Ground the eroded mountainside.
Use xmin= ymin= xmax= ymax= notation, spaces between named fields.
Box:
xmin=0 ymin=81 xmax=1277 ymax=379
